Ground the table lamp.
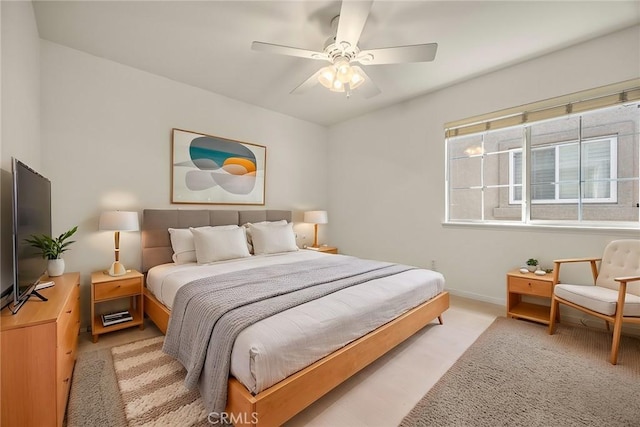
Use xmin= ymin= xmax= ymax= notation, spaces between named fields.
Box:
xmin=303 ymin=210 xmax=328 ymax=248
xmin=99 ymin=211 xmax=139 ymax=276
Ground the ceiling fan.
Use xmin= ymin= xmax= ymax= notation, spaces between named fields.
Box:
xmin=251 ymin=0 xmax=438 ymax=98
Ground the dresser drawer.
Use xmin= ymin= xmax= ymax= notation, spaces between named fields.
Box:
xmin=509 ymin=276 xmax=552 ymax=297
xmin=56 ymin=348 xmax=74 ymax=427
xmin=94 ymin=277 xmax=142 ymax=301
xmin=57 ymin=336 xmax=76 ymax=386
xmin=58 ymin=317 xmax=80 ymax=361
xmin=57 ymin=284 xmax=80 ymax=338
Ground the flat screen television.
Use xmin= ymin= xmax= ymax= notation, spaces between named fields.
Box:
xmin=3 ymin=158 xmax=52 ymax=313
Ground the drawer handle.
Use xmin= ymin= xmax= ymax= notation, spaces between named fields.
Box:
xmin=66 ymin=350 xmax=72 ymax=355
xmin=66 ymin=310 xmax=72 ymax=314
xmin=64 ymin=378 xmax=70 ymax=383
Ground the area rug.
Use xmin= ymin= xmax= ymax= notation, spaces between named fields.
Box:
xmin=401 ymin=317 xmax=640 ymax=427
xmin=66 ymin=336 xmax=209 ymax=426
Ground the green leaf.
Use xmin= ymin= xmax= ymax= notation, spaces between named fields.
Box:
xmin=25 ymin=226 xmax=79 ymax=260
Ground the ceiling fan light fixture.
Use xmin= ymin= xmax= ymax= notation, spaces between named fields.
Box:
xmin=318 ymin=60 xmax=364 ymax=94
xmin=253 ymin=0 xmax=438 ymax=99
xmin=349 ymin=66 xmax=365 ymax=89
xmin=318 ymin=66 xmax=336 ymax=89
xmin=331 ymin=79 xmax=344 ymax=92
xmin=335 ymin=59 xmax=353 ymax=83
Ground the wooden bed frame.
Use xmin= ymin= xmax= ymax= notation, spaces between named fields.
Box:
xmin=140 ymin=209 xmax=449 ymax=426
xmin=144 ymin=289 xmax=448 ymax=426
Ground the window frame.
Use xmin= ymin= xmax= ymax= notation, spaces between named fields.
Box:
xmin=508 ymin=136 xmax=618 ymax=205
xmin=443 ymin=79 xmax=640 ymax=230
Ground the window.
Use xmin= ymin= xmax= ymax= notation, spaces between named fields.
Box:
xmin=445 ymin=81 xmax=639 ymax=228
xmin=509 ymin=136 xmax=617 ymax=204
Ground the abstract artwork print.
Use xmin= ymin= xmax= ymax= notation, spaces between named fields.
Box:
xmin=172 ymin=129 xmax=266 ymax=205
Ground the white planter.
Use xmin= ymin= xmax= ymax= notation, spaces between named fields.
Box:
xmin=48 ymin=259 xmax=65 ymax=277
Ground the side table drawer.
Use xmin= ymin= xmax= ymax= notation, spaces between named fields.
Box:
xmin=509 ymin=276 xmax=552 ymax=297
xmin=94 ymin=277 xmax=142 ymax=301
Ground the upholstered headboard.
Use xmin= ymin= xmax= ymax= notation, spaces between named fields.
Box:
xmin=141 ymin=209 xmax=292 ymax=272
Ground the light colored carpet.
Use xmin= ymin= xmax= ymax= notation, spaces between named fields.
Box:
xmin=401 ymin=317 xmax=640 ymax=427
xmin=67 ymin=317 xmax=640 ymax=427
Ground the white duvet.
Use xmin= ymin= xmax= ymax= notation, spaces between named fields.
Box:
xmin=147 ymin=251 xmax=445 ymax=394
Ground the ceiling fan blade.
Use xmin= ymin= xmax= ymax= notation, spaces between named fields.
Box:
xmin=352 ymin=66 xmax=381 ymax=98
xmin=291 ymin=69 xmax=324 ymax=94
xmin=357 ymin=43 xmax=438 ymax=65
xmin=335 ymin=0 xmax=373 ymax=49
xmin=251 ymin=41 xmax=328 ymax=61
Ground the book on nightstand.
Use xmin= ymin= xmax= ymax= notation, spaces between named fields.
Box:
xmin=101 ymin=310 xmax=133 ymax=327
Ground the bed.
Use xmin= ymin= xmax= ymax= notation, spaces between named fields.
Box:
xmin=141 ymin=209 xmax=449 ymax=426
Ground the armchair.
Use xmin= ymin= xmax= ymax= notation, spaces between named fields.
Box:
xmin=548 ymin=240 xmax=640 ymax=365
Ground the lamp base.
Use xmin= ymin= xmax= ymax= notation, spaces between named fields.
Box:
xmin=108 ymin=261 xmax=127 ymax=277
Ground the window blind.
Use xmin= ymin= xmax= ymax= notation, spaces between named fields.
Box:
xmin=445 ymin=79 xmax=640 ymax=138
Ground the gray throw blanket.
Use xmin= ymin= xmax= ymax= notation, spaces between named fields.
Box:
xmin=163 ymin=255 xmax=415 ymax=414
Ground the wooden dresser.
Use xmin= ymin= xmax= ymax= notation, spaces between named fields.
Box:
xmin=1 ymin=272 xmax=80 ymax=427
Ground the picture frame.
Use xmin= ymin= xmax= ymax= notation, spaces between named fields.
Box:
xmin=171 ymin=128 xmax=266 ymax=205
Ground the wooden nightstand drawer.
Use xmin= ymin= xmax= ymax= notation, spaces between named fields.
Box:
xmin=91 ymin=270 xmax=144 ymax=343
xmin=94 ymin=277 xmax=141 ymax=301
xmin=506 ymin=269 xmax=555 ymax=325
xmin=509 ymin=276 xmax=552 ymax=297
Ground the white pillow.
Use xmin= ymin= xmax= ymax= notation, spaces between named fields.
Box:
xmin=190 ymin=226 xmax=251 ymax=264
xmin=243 ymin=220 xmax=287 ymax=253
xmin=249 ymin=222 xmax=298 ymax=255
xmin=168 ymin=228 xmax=197 ymax=264
xmin=168 ymin=225 xmax=237 ymax=264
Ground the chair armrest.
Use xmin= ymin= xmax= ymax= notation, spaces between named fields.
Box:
xmin=552 ymin=257 xmax=601 ymax=285
xmin=553 ymin=257 xmax=601 ymax=264
xmin=615 ymin=276 xmax=640 ymax=283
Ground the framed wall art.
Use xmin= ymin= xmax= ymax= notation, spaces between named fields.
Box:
xmin=171 ymin=128 xmax=266 ymax=205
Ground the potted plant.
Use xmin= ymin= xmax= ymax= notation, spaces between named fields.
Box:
xmin=525 ymin=258 xmax=539 ymax=272
xmin=25 ymin=226 xmax=78 ymax=276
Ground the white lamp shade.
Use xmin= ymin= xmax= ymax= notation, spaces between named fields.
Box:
xmin=99 ymin=211 xmax=139 ymax=231
xmin=304 ymin=210 xmax=328 ymax=224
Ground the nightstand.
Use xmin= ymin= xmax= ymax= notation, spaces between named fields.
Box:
xmin=506 ymin=269 xmax=555 ymax=325
xmin=306 ymin=246 xmax=338 ymax=254
xmin=91 ymin=269 xmax=144 ymax=342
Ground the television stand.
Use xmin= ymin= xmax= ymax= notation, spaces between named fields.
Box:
xmin=29 ymin=290 xmax=48 ymax=302
xmin=9 ymin=288 xmax=48 ymax=314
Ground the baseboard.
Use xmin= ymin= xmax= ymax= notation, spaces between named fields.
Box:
xmin=446 ymin=288 xmax=504 ymax=306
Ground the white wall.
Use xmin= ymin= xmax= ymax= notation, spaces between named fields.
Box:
xmin=1 ymin=1 xmax=42 ymax=297
xmin=40 ymin=40 xmax=328 ymax=326
xmin=327 ymin=26 xmax=640 ymax=313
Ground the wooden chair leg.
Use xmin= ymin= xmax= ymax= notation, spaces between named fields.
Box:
xmin=610 ymin=319 xmax=623 ymax=365
xmin=610 ymin=281 xmax=628 ymax=365
xmin=548 ymin=296 xmax=559 ymax=335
